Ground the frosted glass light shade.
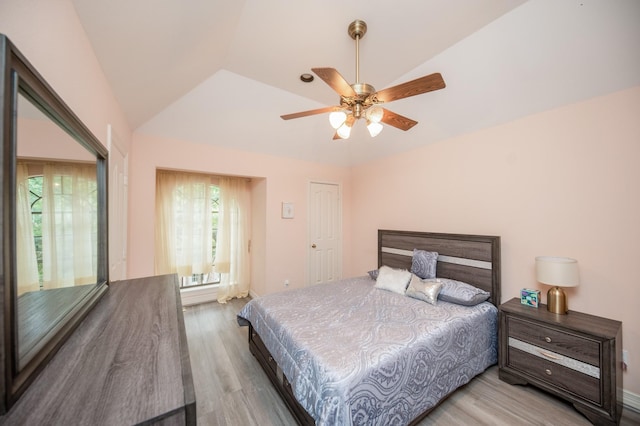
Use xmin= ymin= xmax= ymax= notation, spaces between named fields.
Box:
xmin=535 ymin=256 xmax=579 ymax=287
xmin=336 ymin=123 xmax=352 ymax=139
xmin=367 ymin=121 xmax=383 ymax=137
xmin=366 ymin=106 xmax=383 ymax=123
xmin=329 ymin=111 xmax=347 ymax=129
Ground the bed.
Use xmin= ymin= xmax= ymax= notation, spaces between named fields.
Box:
xmin=237 ymin=230 xmax=501 ymax=425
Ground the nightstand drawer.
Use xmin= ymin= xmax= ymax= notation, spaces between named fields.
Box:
xmin=508 ymin=347 xmax=601 ymax=404
xmin=508 ymin=317 xmax=600 ymax=366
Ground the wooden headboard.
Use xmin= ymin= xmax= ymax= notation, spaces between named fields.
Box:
xmin=378 ymin=230 xmax=501 ymax=306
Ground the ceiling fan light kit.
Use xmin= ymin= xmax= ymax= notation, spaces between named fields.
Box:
xmin=336 ymin=122 xmax=352 ymax=139
xmin=366 ymin=121 xmax=383 ymax=137
xmin=329 ymin=110 xmax=347 ymax=129
xmin=281 ymin=19 xmax=446 ymax=140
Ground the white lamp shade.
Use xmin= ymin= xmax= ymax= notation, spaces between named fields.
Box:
xmin=329 ymin=111 xmax=347 ymax=129
xmin=367 ymin=121 xmax=383 ymax=137
xmin=535 ymin=256 xmax=579 ymax=287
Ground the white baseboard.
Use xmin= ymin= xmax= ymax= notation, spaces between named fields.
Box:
xmin=180 ymin=285 xmax=259 ymax=306
xmin=624 ymin=389 xmax=640 ymax=413
xmin=180 ymin=284 xmax=218 ymax=306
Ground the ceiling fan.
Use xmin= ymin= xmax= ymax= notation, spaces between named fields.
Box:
xmin=281 ymin=19 xmax=446 ymax=139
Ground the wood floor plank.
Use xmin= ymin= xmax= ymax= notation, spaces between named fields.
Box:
xmin=184 ymin=297 xmax=640 ymax=426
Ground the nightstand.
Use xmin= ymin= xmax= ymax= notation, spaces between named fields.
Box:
xmin=499 ymin=298 xmax=622 ymax=425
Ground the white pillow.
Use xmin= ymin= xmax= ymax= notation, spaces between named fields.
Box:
xmin=374 ymin=266 xmax=411 ymax=295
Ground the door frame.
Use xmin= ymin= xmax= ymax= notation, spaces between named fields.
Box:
xmin=306 ymin=180 xmax=343 ymax=286
xmin=107 ymin=124 xmax=128 ymax=281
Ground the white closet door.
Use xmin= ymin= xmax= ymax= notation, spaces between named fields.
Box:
xmin=307 ymin=182 xmax=341 ymax=286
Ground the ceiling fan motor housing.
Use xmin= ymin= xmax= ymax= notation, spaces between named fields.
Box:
xmin=341 ymin=82 xmax=377 ymax=118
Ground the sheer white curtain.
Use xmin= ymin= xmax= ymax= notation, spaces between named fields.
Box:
xmin=41 ymin=163 xmax=97 ymax=288
xmin=155 ymin=171 xmax=213 ymax=278
xmin=214 ymin=177 xmax=251 ymax=303
xmin=16 ymin=163 xmax=40 ymax=295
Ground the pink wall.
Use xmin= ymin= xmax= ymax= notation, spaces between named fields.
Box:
xmin=17 ymin=117 xmax=95 ymax=161
xmin=128 ymin=133 xmax=352 ymax=296
xmin=350 ymin=86 xmax=640 ymax=394
xmin=0 ymin=0 xmax=132 ymax=155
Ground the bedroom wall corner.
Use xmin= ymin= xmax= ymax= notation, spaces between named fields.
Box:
xmin=250 ymin=178 xmax=267 ymax=297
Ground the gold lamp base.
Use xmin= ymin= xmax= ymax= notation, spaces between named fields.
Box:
xmin=547 ymin=286 xmax=568 ymax=314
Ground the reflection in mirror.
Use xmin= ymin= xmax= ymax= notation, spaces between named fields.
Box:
xmin=15 ymin=93 xmax=99 ymax=370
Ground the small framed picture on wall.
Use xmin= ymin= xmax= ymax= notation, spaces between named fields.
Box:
xmin=282 ymin=202 xmax=294 ymax=219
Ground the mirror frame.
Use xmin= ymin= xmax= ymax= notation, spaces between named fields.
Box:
xmin=0 ymin=34 xmax=109 ymax=412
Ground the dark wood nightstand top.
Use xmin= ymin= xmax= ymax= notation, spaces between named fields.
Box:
xmin=500 ymin=297 xmax=621 ymax=339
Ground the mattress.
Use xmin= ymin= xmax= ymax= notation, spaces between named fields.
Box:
xmin=237 ymin=275 xmax=498 ymax=425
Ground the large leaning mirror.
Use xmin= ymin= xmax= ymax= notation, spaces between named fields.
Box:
xmin=1 ymin=34 xmax=109 ymax=412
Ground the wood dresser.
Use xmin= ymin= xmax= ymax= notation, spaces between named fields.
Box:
xmin=1 ymin=274 xmax=196 ymax=425
xmin=499 ymin=297 xmax=622 ymax=425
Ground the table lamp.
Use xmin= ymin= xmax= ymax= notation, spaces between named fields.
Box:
xmin=535 ymin=256 xmax=579 ymax=314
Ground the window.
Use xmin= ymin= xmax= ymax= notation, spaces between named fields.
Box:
xmin=179 ymin=184 xmax=221 ymax=288
xmin=155 ymin=171 xmax=219 ymax=289
xmin=27 ymin=175 xmax=44 ymax=285
xmin=155 ymin=170 xmax=252 ymax=302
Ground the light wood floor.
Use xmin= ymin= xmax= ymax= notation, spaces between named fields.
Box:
xmin=183 ymin=298 xmax=640 ymax=425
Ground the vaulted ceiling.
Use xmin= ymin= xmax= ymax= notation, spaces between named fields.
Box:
xmin=71 ymin=0 xmax=640 ymax=166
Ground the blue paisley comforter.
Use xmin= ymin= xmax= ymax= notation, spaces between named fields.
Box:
xmin=237 ymin=276 xmax=497 ymax=425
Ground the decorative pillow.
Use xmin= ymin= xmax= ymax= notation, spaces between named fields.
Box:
xmin=368 ymin=269 xmax=379 ymax=280
xmin=411 ymin=249 xmax=438 ymax=279
xmin=405 ymin=275 xmax=442 ymax=305
xmin=374 ymin=266 xmax=411 ymax=295
xmin=437 ymin=278 xmax=490 ymax=306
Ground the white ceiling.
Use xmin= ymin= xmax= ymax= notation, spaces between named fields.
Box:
xmin=71 ymin=0 xmax=640 ymax=166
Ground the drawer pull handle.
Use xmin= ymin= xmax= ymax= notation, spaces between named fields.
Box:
xmin=545 ymin=336 xmax=552 ymax=343
xmin=268 ymin=356 xmax=274 ymax=362
xmin=539 ymin=350 xmax=562 ymax=360
xmin=545 ymin=369 xmax=552 ymax=376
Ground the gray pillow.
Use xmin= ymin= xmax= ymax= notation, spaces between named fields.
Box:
xmin=374 ymin=266 xmax=411 ymax=295
xmin=411 ymin=249 xmax=438 ymax=279
xmin=436 ymin=278 xmax=490 ymax=306
xmin=405 ymin=274 xmax=442 ymax=305
xmin=367 ymin=269 xmax=379 ymax=280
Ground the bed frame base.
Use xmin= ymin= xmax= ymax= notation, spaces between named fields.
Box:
xmin=248 ymin=324 xmax=314 ymax=425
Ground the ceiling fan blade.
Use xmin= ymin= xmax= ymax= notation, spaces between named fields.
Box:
xmin=375 ymin=73 xmax=445 ymax=103
xmin=280 ymin=106 xmax=339 ymax=120
xmin=312 ymin=68 xmax=357 ymax=97
xmin=380 ymin=108 xmax=418 ymax=131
